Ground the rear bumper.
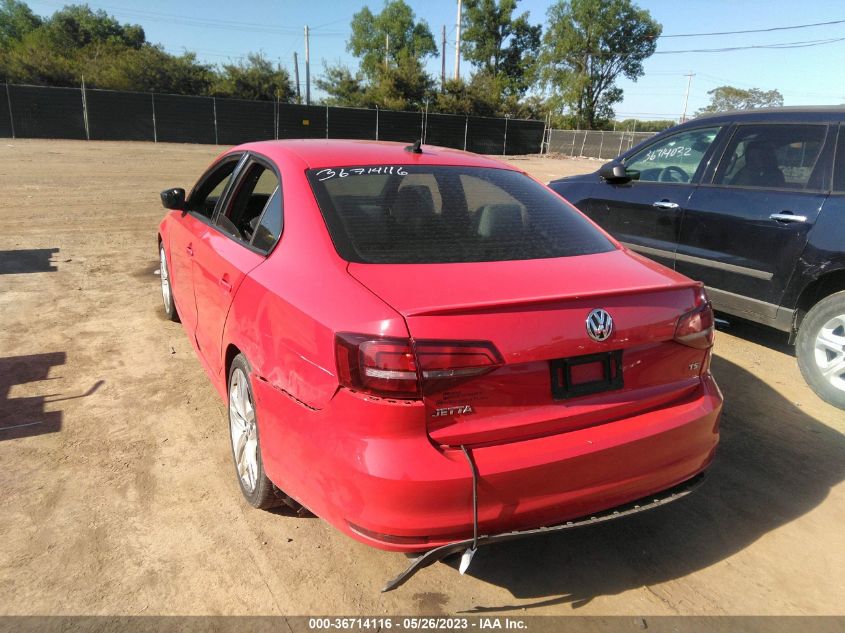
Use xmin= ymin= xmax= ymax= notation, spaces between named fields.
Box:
xmin=254 ymin=373 xmax=722 ymax=552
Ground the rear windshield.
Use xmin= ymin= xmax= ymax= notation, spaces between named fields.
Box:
xmin=307 ymin=165 xmax=614 ymax=263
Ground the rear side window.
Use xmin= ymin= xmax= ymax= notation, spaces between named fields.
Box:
xmin=307 ymin=166 xmax=614 ymax=264
xmin=713 ymin=124 xmax=827 ymax=190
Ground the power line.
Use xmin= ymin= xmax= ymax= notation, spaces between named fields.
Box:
xmin=660 ymin=18 xmax=845 ymax=38
xmin=655 ymin=36 xmax=845 ymax=54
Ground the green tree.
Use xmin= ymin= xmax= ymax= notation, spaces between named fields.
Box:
xmin=461 ymin=0 xmax=541 ymax=96
xmin=348 ymin=0 xmax=437 ymax=80
xmin=315 ymin=63 xmax=369 ymax=107
xmin=0 ymin=0 xmax=40 ymax=48
xmin=540 ymin=0 xmax=661 ymax=129
xmin=696 ymin=85 xmax=784 ymax=115
xmin=212 ymin=53 xmax=295 ymax=102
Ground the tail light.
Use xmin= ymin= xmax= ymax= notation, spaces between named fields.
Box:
xmin=674 ymin=287 xmax=715 ymax=350
xmin=335 ymin=333 xmax=502 ymax=399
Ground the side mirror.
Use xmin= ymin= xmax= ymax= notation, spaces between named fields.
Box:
xmin=599 ymin=161 xmax=631 ymax=183
xmin=160 ymin=188 xmax=186 ymax=210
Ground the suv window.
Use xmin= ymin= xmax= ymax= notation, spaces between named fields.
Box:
xmin=833 ymin=126 xmax=845 ymax=192
xmin=216 ymin=162 xmax=282 ymax=250
xmin=713 ymin=124 xmax=827 ymax=190
xmin=308 ymin=166 xmax=614 ymax=264
xmin=187 ymin=158 xmax=240 ymax=219
xmin=624 ymin=126 xmax=721 ymax=183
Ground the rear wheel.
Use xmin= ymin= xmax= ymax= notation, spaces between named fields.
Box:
xmin=228 ymin=354 xmax=283 ymax=509
xmin=796 ymin=290 xmax=845 ymax=409
xmin=159 ymin=244 xmax=179 ymax=322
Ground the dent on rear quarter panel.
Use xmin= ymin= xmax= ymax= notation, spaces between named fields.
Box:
xmin=222 ymin=152 xmax=408 ymax=411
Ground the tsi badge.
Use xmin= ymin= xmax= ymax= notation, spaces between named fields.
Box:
xmin=433 ymin=405 xmax=474 ymax=418
xmin=586 ymin=308 xmax=614 ymax=342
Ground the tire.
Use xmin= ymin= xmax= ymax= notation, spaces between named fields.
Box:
xmin=159 ymin=244 xmax=179 ymax=322
xmin=227 ymin=354 xmax=284 ymax=509
xmin=796 ymin=290 xmax=845 ymax=409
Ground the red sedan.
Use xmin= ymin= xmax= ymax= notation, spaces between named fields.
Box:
xmin=157 ymin=140 xmax=722 ymax=583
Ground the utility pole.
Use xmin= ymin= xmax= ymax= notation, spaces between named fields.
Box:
xmin=453 ymin=0 xmax=462 ymax=81
xmin=304 ymin=25 xmax=311 ymax=106
xmin=293 ymin=52 xmax=301 ymax=104
xmin=385 ymin=33 xmax=390 ymax=70
xmin=681 ymin=72 xmax=694 ymax=123
xmin=441 ymin=24 xmax=446 ymax=91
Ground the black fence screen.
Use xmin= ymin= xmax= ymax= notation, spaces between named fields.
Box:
xmin=505 ymin=119 xmax=546 ymax=156
xmin=87 ymin=89 xmax=153 ymax=141
xmin=9 ymin=84 xmax=85 ymax=140
xmin=0 ymin=84 xmax=12 ymax=138
xmin=424 ymin=113 xmax=467 ymax=150
xmin=0 ymin=83 xmax=544 ymax=154
xmin=278 ymin=104 xmax=326 ymax=139
xmin=378 ymin=109 xmax=423 ymax=143
xmin=154 ymin=94 xmax=215 ymax=144
xmin=466 ymin=116 xmax=506 ymax=155
xmin=216 ymin=98 xmax=274 ymax=145
xmin=327 ymin=107 xmax=377 ymax=141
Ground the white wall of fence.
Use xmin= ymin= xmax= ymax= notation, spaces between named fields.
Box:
xmin=546 ymin=129 xmax=657 ymax=160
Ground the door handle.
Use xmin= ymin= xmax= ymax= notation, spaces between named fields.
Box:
xmin=185 ymin=244 xmax=193 ymax=256
xmin=769 ymin=212 xmax=808 ymax=223
xmin=219 ymin=277 xmax=232 ymax=293
xmin=652 ymin=200 xmax=680 ymax=210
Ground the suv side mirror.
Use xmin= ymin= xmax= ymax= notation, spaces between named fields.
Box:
xmin=599 ymin=161 xmax=631 ymax=183
xmin=160 ymin=188 xmax=186 ymax=210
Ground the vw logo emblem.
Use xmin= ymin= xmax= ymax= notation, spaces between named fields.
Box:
xmin=586 ymin=308 xmax=614 ymax=342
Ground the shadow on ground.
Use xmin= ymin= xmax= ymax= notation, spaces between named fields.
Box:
xmin=445 ymin=356 xmax=845 ymax=611
xmin=0 ymin=353 xmax=104 ymax=441
xmin=0 ymin=248 xmax=59 ymax=274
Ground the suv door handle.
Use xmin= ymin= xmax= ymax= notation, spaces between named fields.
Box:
xmin=185 ymin=244 xmax=193 ymax=256
xmin=219 ymin=276 xmax=232 ymax=293
xmin=770 ymin=212 xmax=808 ymax=223
xmin=652 ymin=200 xmax=680 ymax=209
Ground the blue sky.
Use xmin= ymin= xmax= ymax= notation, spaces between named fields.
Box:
xmin=24 ymin=0 xmax=845 ymax=120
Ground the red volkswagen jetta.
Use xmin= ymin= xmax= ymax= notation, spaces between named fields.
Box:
xmin=158 ymin=140 xmax=721 ymax=571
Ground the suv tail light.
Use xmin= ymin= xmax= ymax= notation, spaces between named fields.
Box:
xmin=335 ymin=333 xmax=503 ymax=399
xmin=674 ymin=287 xmax=715 ymax=350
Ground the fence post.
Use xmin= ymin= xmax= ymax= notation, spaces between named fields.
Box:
xmin=80 ymin=76 xmax=90 ymax=141
xmin=463 ymin=115 xmax=468 ymax=151
xmin=274 ymin=96 xmax=278 ymax=140
xmin=212 ymin=97 xmax=218 ymax=145
xmin=579 ymin=130 xmax=587 ymax=157
xmin=151 ymin=93 xmax=157 ymax=143
xmin=325 ymin=105 xmax=329 ymax=139
xmin=617 ymin=132 xmax=624 ymax=157
xmin=5 ymin=82 xmax=15 ymax=139
xmin=375 ymin=106 xmax=379 ymax=141
xmin=570 ymin=130 xmax=576 ymax=157
xmin=597 ymin=130 xmax=604 ymax=160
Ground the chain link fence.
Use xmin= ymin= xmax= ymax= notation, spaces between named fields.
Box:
xmin=546 ymin=129 xmax=657 ymax=160
xmin=0 ymin=83 xmax=546 ymax=155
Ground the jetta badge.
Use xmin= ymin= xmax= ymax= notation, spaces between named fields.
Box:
xmin=586 ymin=308 xmax=614 ymax=342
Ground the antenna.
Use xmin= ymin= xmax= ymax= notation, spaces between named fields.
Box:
xmin=404 ymin=140 xmax=423 ymax=154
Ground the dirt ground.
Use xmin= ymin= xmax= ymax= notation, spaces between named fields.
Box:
xmin=0 ymin=139 xmax=843 ymax=617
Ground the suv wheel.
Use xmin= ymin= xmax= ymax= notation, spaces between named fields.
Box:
xmin=796 ymin=290 xmax=845 ymax=409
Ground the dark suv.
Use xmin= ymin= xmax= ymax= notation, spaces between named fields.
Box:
xmin=548 ymin=107 xmax=845 ymax=409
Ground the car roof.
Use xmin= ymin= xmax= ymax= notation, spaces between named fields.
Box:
xmin=233 ymin=139 xmax=518 ymax=171
xmin=690 ymin=106 xmax=845 ymax=126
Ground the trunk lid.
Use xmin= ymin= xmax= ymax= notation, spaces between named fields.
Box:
xmin=348 ymin=250 xmax=708 ymax=446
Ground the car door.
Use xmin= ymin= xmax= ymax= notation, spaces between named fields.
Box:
xmin=676 ymin=122 xmax=833 ymax=323
xmin=586 ymin=125 xmax=725 ymax=269
xmin=192 ymin=156 xmax=282 ymax=379
xmin=168 ymin=155 xmax=243 ymax=333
